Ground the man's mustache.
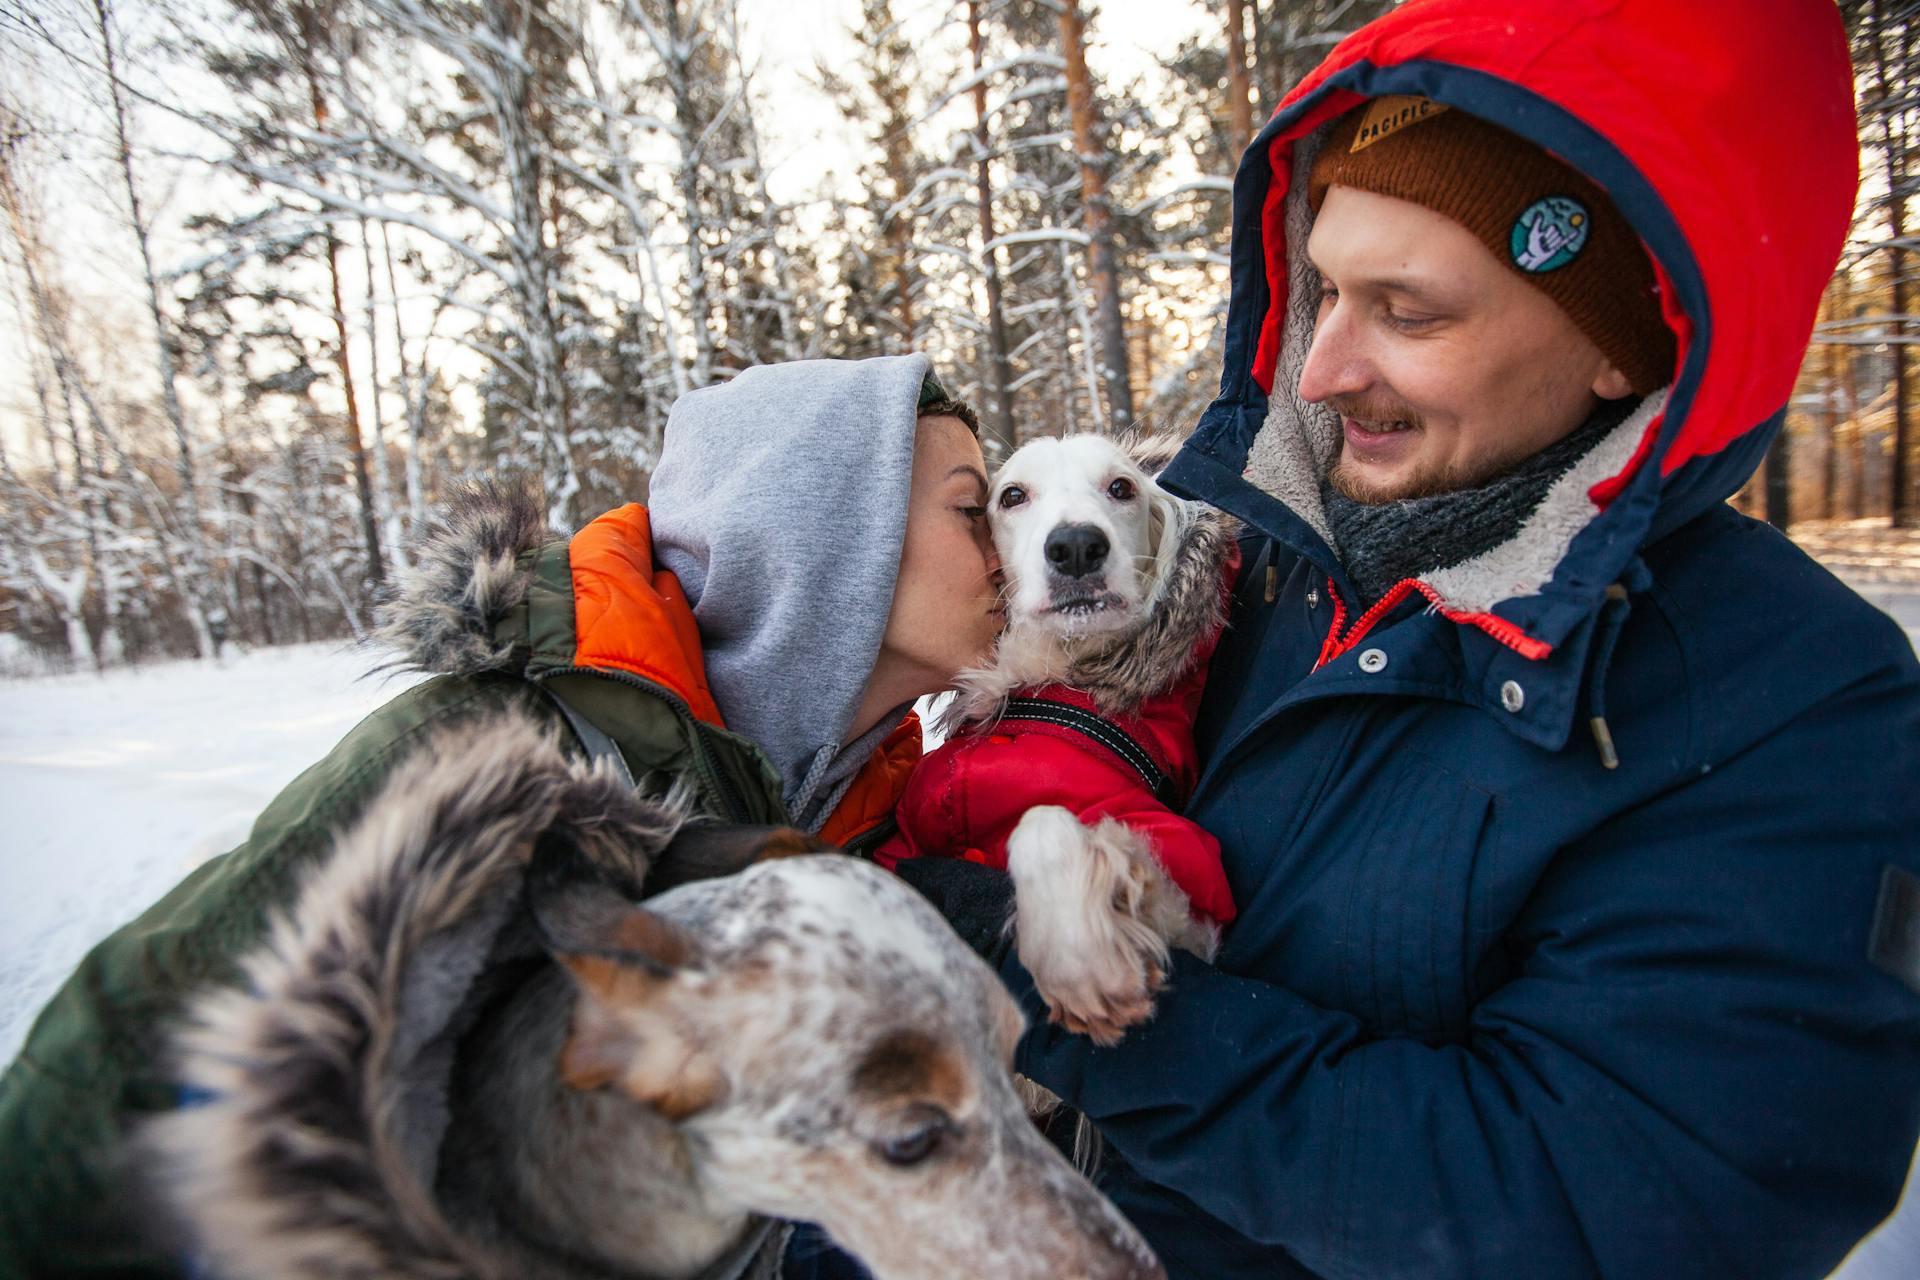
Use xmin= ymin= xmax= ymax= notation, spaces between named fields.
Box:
xmin=1326 ymin=396 xmax=1425 ymax=431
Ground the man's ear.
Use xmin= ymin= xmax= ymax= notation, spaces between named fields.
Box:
xmin=1592 ymin=362 xmax=1634 ymax=401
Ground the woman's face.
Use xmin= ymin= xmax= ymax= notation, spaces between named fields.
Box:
xmin=876 ymin=415 xmax=1003 ymax=695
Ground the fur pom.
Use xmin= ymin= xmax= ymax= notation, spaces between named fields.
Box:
xmin=373 ymin=479 xmax=554 ymax=676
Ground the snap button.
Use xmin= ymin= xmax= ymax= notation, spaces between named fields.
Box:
xmin=1358 ymin=648 xmax=1388 ymax=673
xmin=1306 ymin=588 xmax=1320 ymax=608
xmin=1500 ymin=680 xmax=1525 ymax=713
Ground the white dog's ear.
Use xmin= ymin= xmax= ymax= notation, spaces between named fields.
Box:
xmin=1123 ymin=431 xmax=1185 ymax=478
xmin=1142 ymin=476 xmax=1195 ymax=610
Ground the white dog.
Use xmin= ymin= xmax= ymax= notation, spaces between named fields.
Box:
xmin=881 ymin=434 xmax=1240 ymax=1045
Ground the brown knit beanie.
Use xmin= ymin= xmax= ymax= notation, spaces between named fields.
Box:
xmin=1308 ymin=97 xmax=1674 ymax=396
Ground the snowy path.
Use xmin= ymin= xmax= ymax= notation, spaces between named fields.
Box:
xmin=0 ymin=643 xmax=423 ymax=1060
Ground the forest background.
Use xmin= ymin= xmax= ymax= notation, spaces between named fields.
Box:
xmin=0 ymin=0 xmax=1914 ymax=670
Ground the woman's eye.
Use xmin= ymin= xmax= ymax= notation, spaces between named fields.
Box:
xmin=1107 ymin=478 xmax=1136 ymax=501
xmin=877 ymin=1123 xmax=946 ymax=1167
xmin=959 ymin=505 xmax=987 ymax=521
xmin=998 ymin=486 xmax=1027 ymax=510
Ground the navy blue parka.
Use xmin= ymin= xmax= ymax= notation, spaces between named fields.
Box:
xmin=1001 ymin=2 xmax=1920 ymax=1276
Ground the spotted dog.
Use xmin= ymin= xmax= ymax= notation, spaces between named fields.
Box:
xmin=142 ymin=713 xmax=1162 ymax=1280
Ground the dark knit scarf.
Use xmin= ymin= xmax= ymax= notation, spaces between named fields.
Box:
xmin=1321 ymin=396 xmax=1639 ymax=605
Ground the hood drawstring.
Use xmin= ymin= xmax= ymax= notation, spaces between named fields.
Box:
xmin=788 ymin=742 xmax=844 ymax=835
xmin=1587 ymin=582 xmax=1633 ymax=770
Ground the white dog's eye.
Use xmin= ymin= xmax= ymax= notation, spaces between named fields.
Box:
xmin=998 ymin=485 xmax=1028 ymax=510
xmin=1107 ymin=477 xmax=1137 ymax=501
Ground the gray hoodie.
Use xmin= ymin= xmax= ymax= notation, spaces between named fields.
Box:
xmin=648 ymin=354 xmax=929 ymax=832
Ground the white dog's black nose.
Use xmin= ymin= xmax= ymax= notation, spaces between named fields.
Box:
xmin=1045 ymin=524 xmax=1110 ymax=578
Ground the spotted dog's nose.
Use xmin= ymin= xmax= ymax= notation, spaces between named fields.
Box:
xmin=1045 ymin=524 xmax=1109 ymax=578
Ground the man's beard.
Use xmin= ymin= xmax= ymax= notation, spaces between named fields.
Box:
xmin=1325 ymin=396 xmax=1508 ymax=505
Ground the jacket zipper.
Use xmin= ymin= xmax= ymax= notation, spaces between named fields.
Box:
xmin=533 ymin=666 xmax=753 ymax=823
xmin=1313 ymin=576 xmax=1554 ymax=670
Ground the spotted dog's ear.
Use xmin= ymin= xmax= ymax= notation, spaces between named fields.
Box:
xmin=553 ymin=949 xmax=728 ymax=1119
xmin=529 ymin=849 xmax=729 ymax=1118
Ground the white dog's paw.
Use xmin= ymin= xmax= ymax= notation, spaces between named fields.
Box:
xmin=1006 ymin=807 xmax=1177 ymax=1048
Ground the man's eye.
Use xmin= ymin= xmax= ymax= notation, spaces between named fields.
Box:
xmin=1385 ymin=311 xmax=1437 ymax=331
xmin=998 ymin=486 xmax=1028 ymax=509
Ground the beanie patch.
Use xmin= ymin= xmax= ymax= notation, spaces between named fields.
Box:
xmin=1510 ymin=197 xmax=1591 ymax=273
xmin=1348 ymin=95 xmax=1451 ymax=154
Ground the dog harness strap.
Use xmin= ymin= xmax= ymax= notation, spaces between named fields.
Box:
xmin=998 ymin=697 xmax=1177 ymax=805
xmin=541 ymin=683 xmax=638 ymax=791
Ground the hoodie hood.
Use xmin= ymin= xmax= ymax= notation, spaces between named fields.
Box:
xmin=1162 ymin=0 xmax=1857 ymax=667
xmin=648 ymin=355 xmax=929 ymax=826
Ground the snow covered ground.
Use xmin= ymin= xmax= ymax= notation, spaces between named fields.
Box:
xmin=0 ymin=580 xmax=1916 ymax=1273
xmin=0 ymin=642 xmax=424 ymax=1060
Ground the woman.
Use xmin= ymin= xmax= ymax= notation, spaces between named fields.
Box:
xmin=0 ymin=353 xmax=1002 ymax=1277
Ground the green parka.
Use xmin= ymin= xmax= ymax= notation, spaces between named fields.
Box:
xmin=0 ymin=486 xmax=909 ymax=1278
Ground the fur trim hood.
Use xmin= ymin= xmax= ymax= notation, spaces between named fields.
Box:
xmin=373 ymin=480 xmax=553 ymax=678
xmin=371 ymin=483 xmax=729 ymax=729
xmin=142 ymin=713 xmax=687 ymax=1280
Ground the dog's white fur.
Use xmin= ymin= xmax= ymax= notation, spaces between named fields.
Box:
xmin=974 ymin=434 xmax=1224 ymax=1047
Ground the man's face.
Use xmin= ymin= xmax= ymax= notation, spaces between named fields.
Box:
xmin=1301 ymin=185 xmax=1634 ymax=504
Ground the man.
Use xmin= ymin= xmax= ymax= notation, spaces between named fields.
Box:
xmin=0 ymin=355 xmax=1003 ymax=1276
xmin=910 ymin=1 xmax=1920 ymax=1275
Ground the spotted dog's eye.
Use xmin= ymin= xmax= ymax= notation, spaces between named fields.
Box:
xmin=998 ymin=485 xmax=1028 ymax=510
xmin=876 ymin=1119 xmax=949 ymax=1167
xmin=1107 ymin=477 xmax=1137 ymax=501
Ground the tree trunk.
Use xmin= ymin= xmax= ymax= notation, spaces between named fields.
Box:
xmin=357 ymin=210 xmax=404 ymax=569
xmin=1227 ymin=0 xmax=1254 ymax=146
xmin=300 ymin=49 xmax=386 ymax=586
xmin=1058 ymin=0 xmax=1134 ymax=431
xmin=663 ymin=0 xmax=718 ymax=387
xmin=377 ymin=216 xmax=429 ymax=535
xmin=1872 ymin=0 xmax=1913 ymax=526
xmin=1822 ymin=294 xmax=1841 ymax=520
xmin=95 ymin=0 xmax=221 ymax=654
xmin=1764 ymin=426 xmax=1792 ymax=530
xmin=486 ymin=0 xmax=576 ymax=527
xmin=968 ymin=0 xmax=1016 ymax=457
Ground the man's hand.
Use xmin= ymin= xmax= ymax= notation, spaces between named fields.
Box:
xmin=892 ymin=857 xmax=1016 ymax=968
